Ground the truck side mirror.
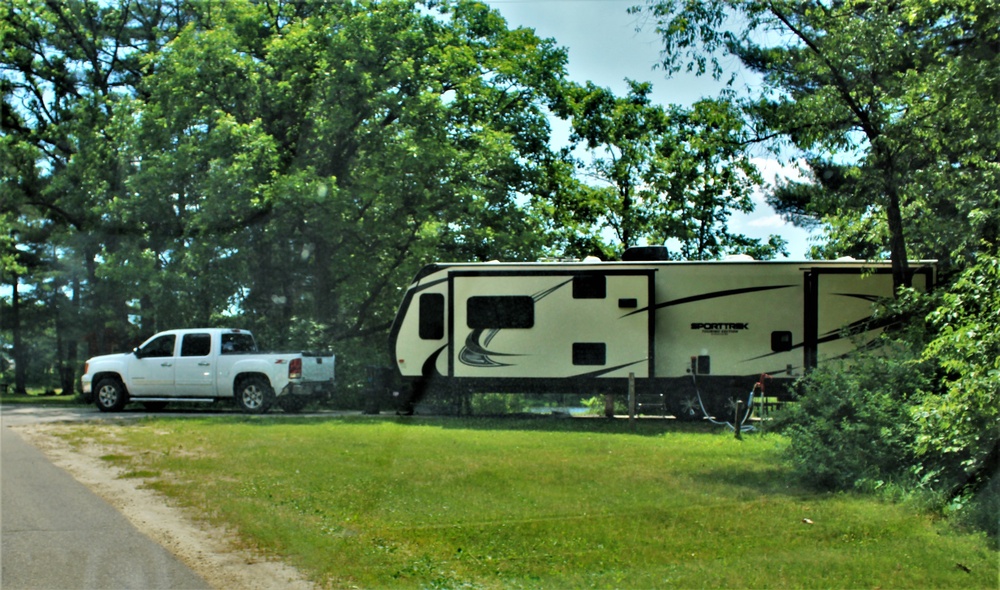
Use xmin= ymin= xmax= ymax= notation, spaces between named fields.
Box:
xmin=133 ymin=347 xmax=143 ymax=358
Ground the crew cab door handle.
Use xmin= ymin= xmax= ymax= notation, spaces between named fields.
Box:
xmin=198 ymin=362 xmax=211 ymax=367
xmin=161 ymin=362 xmax=173 ymax=367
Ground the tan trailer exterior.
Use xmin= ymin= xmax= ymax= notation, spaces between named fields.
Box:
xmin=388 ymin=254 xmax=935 ymax=416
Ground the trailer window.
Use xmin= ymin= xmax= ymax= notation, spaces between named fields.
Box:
xmin=419 ymin=293 xmax=445 ymax=340
xmin=573 ymin=274 xmax=606 ymax=299
xmin=573 ymin=342 xmax=606 ymax=365
xmin=181 ymin=333 xmax=211 ymax=357
xmin=771 ymin=331 xmax=793 ymax=352
xmin=467 ymin=296 xmax=534 ymax=329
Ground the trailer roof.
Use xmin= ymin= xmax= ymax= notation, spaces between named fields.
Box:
xmin=410 ymin=259 xmax=937 ymax=284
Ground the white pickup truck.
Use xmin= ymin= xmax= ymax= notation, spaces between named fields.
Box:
xmin=81 ymin=328 xmax=335 ymax=414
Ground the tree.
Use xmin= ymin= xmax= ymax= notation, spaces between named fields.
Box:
xmin=634 ymin=0 xmax=1000 ymax=287
xmin=130 ymin=1 xmax=568 ymax=350
xmin=550 ymin=80 xmax=781 ymax=260
xmin=3 ymin=0 xmax=575 ymax=393
xmin=2 ymin=0 xmax=200 ymax=385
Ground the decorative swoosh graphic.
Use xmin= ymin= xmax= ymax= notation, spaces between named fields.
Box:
xmin=459 ymin=329 xmax=523 ymax=367
xmin=743 ymin=293 xmax=893 ymax=363
xmin=571 ymin=359 xmax=648 ymax=379
xmin=622 ymin=284 xmax=794 ymax=318
xmin=458 ymin=279 xmax=573 ymax=368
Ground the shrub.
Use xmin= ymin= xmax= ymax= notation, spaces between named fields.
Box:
xmin=469 ymin=393 xmax=530 ymax=415
xmin=912 ymin=252 xmax=1000 ymax=513
xmin=777 ymin=339 xmax=932 ymax=492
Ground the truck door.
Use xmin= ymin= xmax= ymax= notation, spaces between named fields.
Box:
xmin=127 ymin=333 xmax=177 ymax=396
xmin=174 ymin=332 xmax=215 ymax=396
xmin=450 ymin=270 xmax=654 ymax=380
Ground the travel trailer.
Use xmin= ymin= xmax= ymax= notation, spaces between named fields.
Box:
xmin=388 ymin=249 xmax=935 ymax=418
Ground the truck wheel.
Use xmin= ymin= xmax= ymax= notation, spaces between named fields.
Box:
xmin=95 ymin=378 xmax=128 ymax=412
xmin=236 ymin=376 xmax=274 ymax=414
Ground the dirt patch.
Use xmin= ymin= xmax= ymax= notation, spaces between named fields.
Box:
xmin=13 ymin=423 xmax=317 ymax=590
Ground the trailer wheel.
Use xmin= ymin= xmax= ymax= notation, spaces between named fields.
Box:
xmin=671 ymin=396 xmax=701 ymax=422
xmin=95 ymin=378 xmax=128 ymax=412
xmin=235 ymin=376 xmax=274 ymax=414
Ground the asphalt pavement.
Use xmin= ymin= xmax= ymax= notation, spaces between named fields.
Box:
xmin=1 ymin=406 xmax=211 ymax=589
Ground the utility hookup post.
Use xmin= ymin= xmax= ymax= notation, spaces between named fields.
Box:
xmin=735 ymin=400 xmax=744 ymax=440
xmin=628 ymin=373 xmax=636 ymax=431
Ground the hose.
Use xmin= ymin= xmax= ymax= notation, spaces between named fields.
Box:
xmin=689 ymin=372 xmax=763 ymax=432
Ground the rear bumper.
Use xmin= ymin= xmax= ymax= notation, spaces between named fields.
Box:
xmin=280 ymin=382 xmax=334 ymax=398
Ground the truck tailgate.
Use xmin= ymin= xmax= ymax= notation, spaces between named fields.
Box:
xmin=300 ymin=354 xmax=335 ymax=382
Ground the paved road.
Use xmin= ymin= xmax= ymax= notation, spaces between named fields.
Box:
xmin=1 ymin=407 xmax=211 ymax=589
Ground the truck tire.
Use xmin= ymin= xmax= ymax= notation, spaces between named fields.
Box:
xmin=95 ymin=378 xmax=128 ymax=412
xmin=235 ymin=376 xmax=274 ymax=414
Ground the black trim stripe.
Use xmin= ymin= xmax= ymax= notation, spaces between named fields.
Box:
xmin=624 ymin=284 xmax=794 ymax=317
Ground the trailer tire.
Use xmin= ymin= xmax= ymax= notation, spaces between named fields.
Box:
xmin=235 ymin=376 xmax=274 ymax=414
xmin=670 ymin=396 xmax=701 ymax=422
xmin=95 ymin=378 xmax=128 ymax=412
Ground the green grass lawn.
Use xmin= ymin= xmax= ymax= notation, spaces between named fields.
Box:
xmin=62 ymin=416 xmax=997 ymax=589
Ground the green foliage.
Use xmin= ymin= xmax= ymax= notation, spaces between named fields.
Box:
xmin=549 ymin=81 xmax=777 ymax=260
xmin=777 ymin=340 xmax=932 ymax=492
xmin=469 ymin=393 xmax=530 ymax=415
xmin=636 ymin=0 xmax=1000 ymax=283
xmin=913 ymin=253 xmax=1000 ymax=495
xmin=777 ymin=257 xmax=1000 ymax=539
xmin=2 ymin=0 xmax=572 ymax=385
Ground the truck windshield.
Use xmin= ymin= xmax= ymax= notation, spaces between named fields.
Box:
xmin=221 ymin=333 xmax=257 ymax=353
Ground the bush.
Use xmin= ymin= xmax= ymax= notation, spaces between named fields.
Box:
xmin=777 ymin=339 xmax=932 ymax=492
xmin=469 ymin=393 xmax=530 ymax=415
xmin=778 ymin=253 xmax=1000 ymax=541
xmin=912 ymin=252 xmax=1000 ymax=515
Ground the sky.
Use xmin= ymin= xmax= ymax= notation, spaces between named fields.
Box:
xmin=485 ymin=0 xmax=818 ymax=259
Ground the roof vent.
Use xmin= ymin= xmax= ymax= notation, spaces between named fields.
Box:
xmin=622 ymin=246 xmax=670 ymax=262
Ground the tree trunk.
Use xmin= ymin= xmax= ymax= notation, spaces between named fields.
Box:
xmin=880 ymin=149 xmax=911 ymax=293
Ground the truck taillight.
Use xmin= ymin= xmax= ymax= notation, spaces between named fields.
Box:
xmin=289 ymin=358 xmax=302 ymax=380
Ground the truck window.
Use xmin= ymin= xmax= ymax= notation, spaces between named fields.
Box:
xmin=140 ymin=335 xmax=176 ymax=358
xmin=419 ymin=293 xmax=445 ymax=340
xmin=221 ymin=333 xmax=257 ymax=354
xmin=181 ymin=333 xmax=212 ymax=357
xmin=467 ymin=296 xmax=534 ymax=329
